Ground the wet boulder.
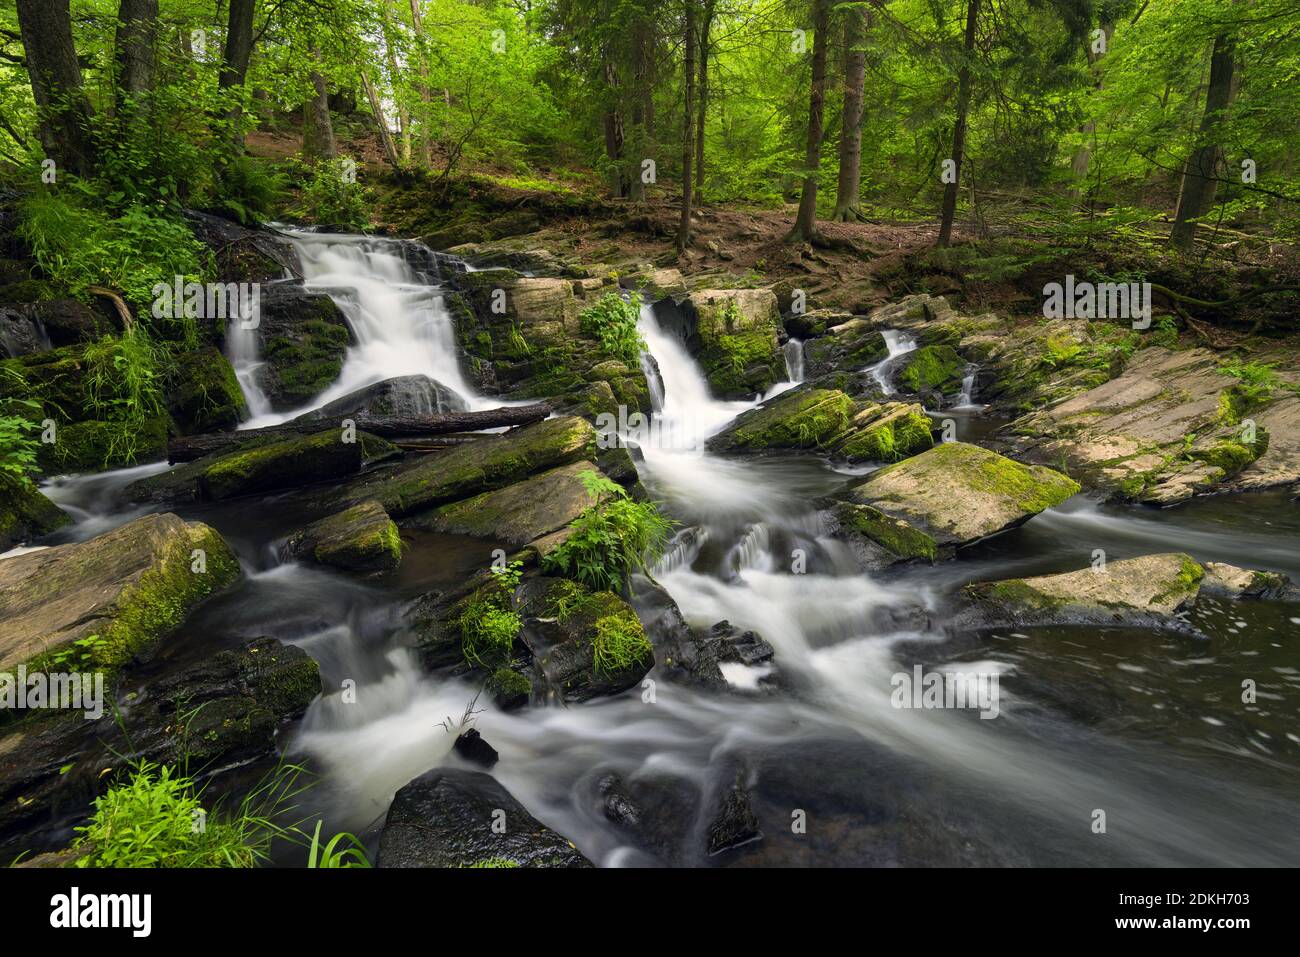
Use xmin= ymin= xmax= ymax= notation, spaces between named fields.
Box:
xmin=185 ymin=210 xmax=299 ymax=285
xmin=846 ymin=442 xmax=1079 ymax=554
xmin=0 ymin=637 xmax=318 ymax=855
xmin=256 ymin=283 xmax=353 ymax=410
xmin=517 ymin=577 xmax=654 ymax=703
xmin=1198 ymin=562 xmax=1298 ymax=600
xmin=894 ymin=344 xmax=966 ymax=396
xmin=628 ymin=573 xmax=727 ymax=689
xmin=411 ymin=460 xmax=603 ymax=544
xmin=128 ymin=428 xmax=398 ymax=504
xmin=35 ymin=417 xmax=172 ymax=475
xmin=826 ymin=502 xmax=939 ymax=568
xmin=708 ymin=388 xmax=855 ymax=452
xmin=707 ymin=772 xmax=763 ymax=855
xmin=294 ymin=374 xmax=468 ymax=421
xmin=286 ymin=500 xmax=402 ymax=573
xmin=32 ymin=299 xmax=115 ymax=347
xmin=831 ymin=401 xmax=933 ymax=463
xmin=166 ymin=345 xmax=247 ymax=433
xmin=377 ymin=768 xmax=592 ymax=868
xmin=963 ymin=552 xmax=1208 ymax=629
xmin=341 ymin=415 xmax=597 ymax=518
xmin=0 ymin=475 xmax=70 ymax=552
xmin=686 ymin=288 xmax=784 ymax=398
xmin=802 ymin=317 xmax=888 ymax=378
xmin=0 ymin=304 xmax=46 ymax=357
xmin=0 ymin=512 xmax=240 ymax=675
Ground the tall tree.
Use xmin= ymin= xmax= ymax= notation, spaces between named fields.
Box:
xmin=628 ymin=12 xmax=656 ymax=202
xmin=695 ymin=0 xmax=715 ymax=201
xmin=114 ymin=0 xmax=158 ymax=109
xmin=678 ymin=0 xmax=697 ymax=252
xmin=937 ymin=0 xmax=981 ymax=247
xmin=217 ymin=0 xmax=256 ymax=150
xmin=301 ymin=45 xmax=335 ymax=161
xmin=832 ymin=3 xmax=869 ymax=221
xmin=786 ymin=0 xmax=831 ymax=244
xmin=1169 ymin=29 xmax=1236 ymax=251
xmin=15 ymin=0 xmax=96 ymax=176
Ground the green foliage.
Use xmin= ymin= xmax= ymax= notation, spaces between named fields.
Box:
xmin=542 ymin=470 xmax=674 ymax=593
xmin=579 ymin=292 xmax=645 ymax=365
xmin=458 ymin=560 xmax=524 ymax=668
xmin=79 ymin=330 xmax=169 ymax=467
xmin=0 ymin=368 xmax=41 ymax=480
xmin=288 ymin=158 xmax=369 ymax=230
xmin=213 ymin=156 xmax=289 ymax=227
xmin=74 ymin=761 xmax=305 ymax=869
xmin=591 ymin=608 xmax=652 ymax=677
xmin=305 ymin=820 xmax=372 ymax=868
xmin=17 ymin=186 xmax=208 ymax=309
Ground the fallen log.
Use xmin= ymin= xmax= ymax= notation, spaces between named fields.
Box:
xmin=167 ymin=403 xmax=551 ymax=464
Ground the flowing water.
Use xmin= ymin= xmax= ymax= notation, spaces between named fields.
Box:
xmin=868 ymin=330 xmax=917 ymax=395
xmin=35 ymin=232 xmax=1300 ymax=866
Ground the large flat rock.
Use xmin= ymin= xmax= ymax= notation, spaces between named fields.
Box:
xmin=847 ymin=442 xmax=1079 ymax=550
xmin=0 ymin=512 xmax=240 ymax=673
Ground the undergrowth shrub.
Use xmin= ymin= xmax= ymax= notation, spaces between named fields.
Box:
xmin=579 ymin=292 xmax=645 ymax=365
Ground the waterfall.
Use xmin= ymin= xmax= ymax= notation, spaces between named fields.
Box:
xmin=783 ymin=338 xmax=805 ymax=383
xmin=955 ymin=365 xmax=981 ymax=409
xmin=867 ymin=330 xmax=917 ymax=395
xmin=226 ymin=316 xmax=273 ymax=419
xmin=237 ymin=229 xmax=491 ymax=429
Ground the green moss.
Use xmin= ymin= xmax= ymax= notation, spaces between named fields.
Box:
xmin=835 ymin=405 xmax=934 ymax=462
xmin=897 ymin=344 xmax=965 ymax=393
xmin=465 ymin=857 xmax=521 ymax=868
xmin=200 ymin=429 xmax=369 ymax=500
xmin=1190 ymin=440 xmax=1259 ymax=476
xmin=965 ymin=578 xmax=1068 ymax=612
xmin=702 ymin=328 xmax=782 ymax=396
xmin=36 ymin=416 xmax=171 ymax=474
xmin=263 ymin=319 xmax=351 ymax=406
xmin=0 ymin=472 xmax=71 ymax=549
xmin=720 ymin=389 xmax=855 ymax=450
xmin=90 ymin=523 xmax=241 ymax=675
xmin=486 ymin=667 xmax=532 ymax=706
xmin=167 ymin=347 xmax=246 ymax=434
xmin=1151 ymin=555 xmax=1204 ymax=605
xmin=834 ymin=502 xmax=936 ymax=560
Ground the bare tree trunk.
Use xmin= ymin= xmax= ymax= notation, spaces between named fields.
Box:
xmin=361 ymin=71 xmax=402 ymax=168
xmin=1170 ymin=32 xmax=1236 ymax=251
xmin=677 ymin=0 xmax=697 ymax=253
xmin=602 ymin=59 xmax=627 ymax=198
xmin=786 ymin=0 xmax=830 ymax=244
xmin=114 ymin=0 xmax=157 ymax=111
xmin=15 ymin=0 xmax=96 ymax=177
xmin=381 ymin=0 xmax=410 ymax=165
xmin=832 ymin=5 xmax=868 ymax=221
xmin=695 ymin=0 xmax=714 ymax=201
xmin=628 ymin=18 xmax=652 ymax=202
xmin=937 ymin=0 xmax=980 ymax=248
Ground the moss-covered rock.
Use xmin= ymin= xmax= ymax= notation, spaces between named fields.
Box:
xmin=830 ymin=502 xmax=938 ymax=562
xmin=896 ymin=344 xmax=965 ymax=394
xmin=802 ymin=318 xmax=888 ymax=378
xmin=287 ymin=500 xmax=402 ymax=573
xmin=707 ymin=388 xmax=855 ymax=452
xmin=0 ymin=512 xmax=241 ymax=675
xmin=687 ymin=289 xmax=783 ymax=397
xmin=256 ymin=284 xmax=353 ymax=410
xmin=200 ymin=429 xmax=376 ymax=500
xmin=486 ymin=667 xmax=532 ymax=710
xmin=849 ymin=442 xmax=1079 ymax=548
xmin=0 ymin=474 xmax=70 ymax=552
xmin=414 ymin=460 xmax=603 ymax=545
xmin=516 ymin=577 xmax=653 ymax=702
xmin=832 ymin=402 xmax=933 ymax=462
xmin=964 ymin=552 xmax=1207 ymax=627
xmin=35 ymin=416 xmax=172 ymax=475
xmin=166 ymin=346 xmax=246 ymax=433
xmin=343 ymin=415 xmax=597 ymax=518
xmin=0 ymin=343 xmax=100 ymax=421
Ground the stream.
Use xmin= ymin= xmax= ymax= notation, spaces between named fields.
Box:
xmin=37 ymin=231 xmax=1300 ymax=867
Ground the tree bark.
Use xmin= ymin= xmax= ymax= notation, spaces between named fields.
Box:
xmin=628 ymin=15 xmax=655 ymax=202
xmin=361 ymin=70 xmax=402 ymax=168
xmin=1170 ymin=31 xmax=1236 ymax=251
xmin=695 ymin=0 xmax=714 ymax=200
xmin=602 ymin=59 xmax=627 ymax=197
xmin=15 ymin=0 xmax=96 ymax=177
xmin=217 ymin=0 xmax=255 ymax=150
xmin=167 ymin=404 xmax=554 ymax=464
xmin=786 ymin=0 xmax=830 ymax=244
xmin=381 ymin=0 xmax=410 ymax=165
xmin=301 ymin=47 xmax=335 ymax=161
xmin=677 ymin=0 xmax=697 ymax=253
xmin=114 ymin=0 xmax=158 ymax=111
xmin=937 ymin=0 xmax=980 ymax=248
xmin=1069 ymin=19 xmax=1114 ymax=201
xmin=832 ymin=4 xmax=868 ymax=221
xmin=409 ymin=0 xmax=434 ymax=165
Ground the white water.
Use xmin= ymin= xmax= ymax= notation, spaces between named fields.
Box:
xmin=237 ymin=230 xmax=494 ymax=429
xmin=954 ymin=366 xmax=982 ymax=410
xmin=867 ymin=329 xmax=917 ymax=395
xmin=226 ymin=317 xmax=274 ymax=419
